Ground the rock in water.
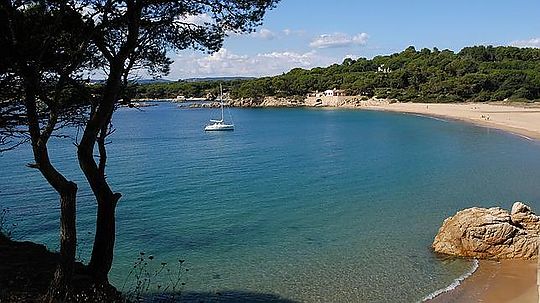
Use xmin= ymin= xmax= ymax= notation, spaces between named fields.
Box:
xmin=432 ymin=202 xmax=539 ymax=259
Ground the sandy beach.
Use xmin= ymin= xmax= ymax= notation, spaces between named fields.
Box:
xmin=428 ymin=259 xmax=538 ymax=303
xmin=363 ymin=102 xmax=540 ymax=141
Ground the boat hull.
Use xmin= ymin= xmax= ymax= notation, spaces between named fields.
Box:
xmin=204 ymin=124 xmax=235 ymax=131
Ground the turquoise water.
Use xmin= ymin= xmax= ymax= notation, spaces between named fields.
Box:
xmin=2 ymin=103 xmax=540 ymax=302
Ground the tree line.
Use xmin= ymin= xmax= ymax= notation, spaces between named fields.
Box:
xmin=135 ymin=45 xmax=540 ymax=103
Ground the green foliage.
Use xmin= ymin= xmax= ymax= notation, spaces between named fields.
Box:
xmin=0 ymin=1 xmax=96 ymax=151
xmin=136 ymin=45 xmax=540 ymax=103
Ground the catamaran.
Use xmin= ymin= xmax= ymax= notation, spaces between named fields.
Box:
xmin=204 ymin=85 xmax=234 ymax=131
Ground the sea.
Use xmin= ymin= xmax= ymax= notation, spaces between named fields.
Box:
xmin=2 ymin=102 xmax=540 ymax=302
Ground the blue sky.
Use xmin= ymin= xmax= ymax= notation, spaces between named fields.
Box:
xmin=166 ymin=0 xmax=540 ymax=79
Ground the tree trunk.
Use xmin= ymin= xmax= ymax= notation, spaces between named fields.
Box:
xmin=77 ymin=3 xmax=142 ymax=282
xmin=46 ymin=182 xmax=78 ymax=302
xmin=78 ymin=98 xmax=122 ymax=283
xmin=77 ymin=59 xmax=125 ymax=283
xmin=21 ymin=67 xmax=79 ymax=301
xmin=87 ymin=191 xmax=121 ymax=283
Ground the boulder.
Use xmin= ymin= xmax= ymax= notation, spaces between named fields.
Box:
xmin=511 ymin=202 xmax=540 ymax=234
xmin=432 ymin=202 xmax=539 ymax=259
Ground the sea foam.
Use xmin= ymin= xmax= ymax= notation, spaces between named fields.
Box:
xmin=420 ymin=259 xmax=479 ymax=302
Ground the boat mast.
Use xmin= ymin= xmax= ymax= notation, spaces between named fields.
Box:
xmin=220 ymin=84 xmax=224 ymax=122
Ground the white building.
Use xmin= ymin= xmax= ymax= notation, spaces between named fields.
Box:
xmin=377 ymin=64 xmax=391 ymax=74
xmin=324 ymin=89 xmax=334 ymax=96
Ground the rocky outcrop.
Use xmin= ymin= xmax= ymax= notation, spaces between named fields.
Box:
xmin=184 ymin=102 xmax=220 ymax=108
xmin=229 ymin=96 xmax=305 ymax=108
xmin=227 ymin=96 xmax=394 ymax=108
xmin=432 ymin=202 xmax=539 ymax=259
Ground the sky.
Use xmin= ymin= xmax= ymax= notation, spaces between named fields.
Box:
xmin=165 ymin=0 xmax=540 ymax=80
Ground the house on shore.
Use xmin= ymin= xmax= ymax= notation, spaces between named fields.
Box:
xmin=305 ymin=88 xmax=350 ymax=106
xmin=377 ymin=64 xmax=392 ymax=74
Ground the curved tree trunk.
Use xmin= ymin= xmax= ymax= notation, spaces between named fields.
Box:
xmin=21 ymin=68 xmax=78 ymax=301
xmin=77 ymin=3 xmax=142 ymax=282
xmin=77 ymin=61 xmax=124 ymax=283
xmin=46 ymin=182 xmax=78 ymax=302
xmin=78 ymin=134 xmax=121 ymax=283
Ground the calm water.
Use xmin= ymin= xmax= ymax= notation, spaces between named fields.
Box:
xmin=2 ymin=103 xmax=540 ymax=302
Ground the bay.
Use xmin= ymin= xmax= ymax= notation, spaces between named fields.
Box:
xmin=2 ymin=103 xmax=540 ymax=302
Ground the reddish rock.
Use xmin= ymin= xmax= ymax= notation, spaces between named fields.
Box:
xmin=432 ymin=202 xmax=539 ymax=259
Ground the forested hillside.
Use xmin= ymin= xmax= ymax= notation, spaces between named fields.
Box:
xmin=135 ymin=46 xmax=540 ymax=102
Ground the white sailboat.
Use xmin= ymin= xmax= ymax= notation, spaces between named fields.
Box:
xmin=204 ymin=85 xmax=234 ymax=131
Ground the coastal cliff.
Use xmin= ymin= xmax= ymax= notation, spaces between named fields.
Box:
xmin=432 ymin=202 xmax=539 ymax=259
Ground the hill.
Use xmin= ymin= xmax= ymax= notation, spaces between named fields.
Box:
xmin=134 ymin=45 xmax=540 ymax=103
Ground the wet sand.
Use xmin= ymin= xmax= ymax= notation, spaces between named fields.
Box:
xmin=364 ymin=102 xmax=540 ymax=141
xmin=428 ymin=259 xmax=537 ymax=303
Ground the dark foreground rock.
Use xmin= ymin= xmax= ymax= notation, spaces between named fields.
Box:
xmin=432 ymin=202 xmax=539 ymax=259
xmin=0 ymin=234 xmax=123 ymax=302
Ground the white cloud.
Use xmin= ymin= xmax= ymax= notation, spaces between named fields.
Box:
xmin=180 ymin=13 xmax=213 ymax=26
xmin=169 ymin=48 xmax=338 ymax=79
xmin=250 ymin=28 xmax=276 ymax=40
xmin=195 ymin=48 xmax=249 ymax=73
xmin=282 ymin=29 xmax=306 ymax=36
xmin=343 ymin=54 xmax=359 ymax=61
xmin=510 ymin=37 xmax=540 ymax=48
xmin=231 ymin=28 xmax=303 ymax=40
xmin=255 ymin=51 xmax=328 ymax=71
xmin=310 ymin=32 xmax=369 ymax=49
xmin=352 ymin=33 xmax=369 ymax=44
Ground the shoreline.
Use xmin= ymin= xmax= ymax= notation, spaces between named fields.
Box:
xmin=427 ymin=259 xmax=538 ymax=303
xmin=171 ymin=98 xmax=540 ymax=141
xmin=360 ymin=102 xmax=540 ymax=141
xmin=421 ymin=259 xmax=480 ymax=302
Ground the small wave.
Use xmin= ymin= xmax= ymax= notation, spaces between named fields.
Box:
xmin=514 ymin=133 xmax=535 ymax=141
xmin=411 ymin=113 xmax=448 ymax=123
xmin=420 ymin=259 xmax=479 ymax=302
